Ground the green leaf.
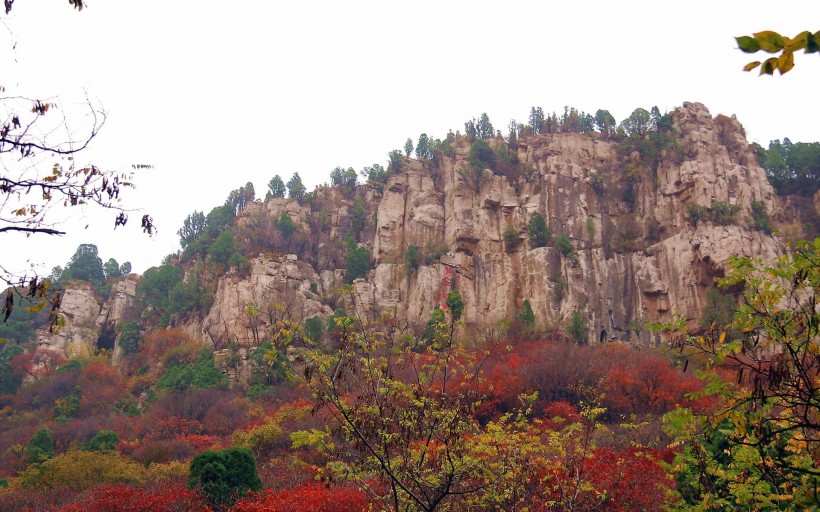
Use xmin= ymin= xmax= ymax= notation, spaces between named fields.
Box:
xmin=753 ymin=31 xmax=785 ymax=53
xmin=736 ymin=36 xmax=760 ymax=53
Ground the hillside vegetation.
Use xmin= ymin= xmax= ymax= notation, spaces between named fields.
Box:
xmin=1 ymin=105 xmax=819 ymax=511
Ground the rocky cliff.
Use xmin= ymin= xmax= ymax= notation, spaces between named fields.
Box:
xmin=50 ymin=102 xmax=797 ymax=351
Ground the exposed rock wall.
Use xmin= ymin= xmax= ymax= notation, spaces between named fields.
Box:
xmin=357 ymin=102 xmax=783 ymax=343
xmin=47 ymin=102 xmax=794 ymax=350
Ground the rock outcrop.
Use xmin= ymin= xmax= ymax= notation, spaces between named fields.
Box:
xmin=348 ymin=102 xmax=783 ymax=342
xmin=48 ymin=102 xmax=797 ymax=351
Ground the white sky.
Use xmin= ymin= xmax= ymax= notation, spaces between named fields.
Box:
xmin=2 ymin=1 xmax=819 ymax=276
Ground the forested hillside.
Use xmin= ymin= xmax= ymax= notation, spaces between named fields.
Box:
xmin=1 ymin=103 xmax=819 ymax=511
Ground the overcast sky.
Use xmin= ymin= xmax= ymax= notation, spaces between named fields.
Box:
xmin=2 ymin=1 xmax=820 ymax=276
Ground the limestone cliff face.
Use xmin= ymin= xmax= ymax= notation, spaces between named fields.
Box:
xmin=357 ymin=102 xmax=783 ymax=343
xmin=38 ymin=275 xmax=141 ymax=358
xmin=44 ymin=102 xmax=793 ymax=350
xmin=196 ymin=255 xmax=334 ymax=347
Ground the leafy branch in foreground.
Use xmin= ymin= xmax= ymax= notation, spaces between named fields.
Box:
xmin=292 ymin=304 xmax=525 ymax=511
xmin=664 ymin=239 xmax=820 ymax=509
xmin=737 ymin=30 xmax=820 ymax=75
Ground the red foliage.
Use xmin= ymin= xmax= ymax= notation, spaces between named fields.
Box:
xmin=542 ymin=401 xmax=581 ymax=429
xmin=11 ymin=348 xmax=66 ymax=381
xmin=139 ymin=328 xmax=200 ymax=368
xmin=177 ymin=434 xmax=219 ymax=451
xmin=232 ymin=484 xmax=369 ymax=512
xmin=480 ymin=339 xmax=703 ymax=418
xmin=525 ymin=447 xmax=674 ymax=512
xmin=58 ymin=483 xmax=211 ymax=512
xmin=77 ymin=362 xmax=126 ymax=416
xmin=137 ymin=415 xmax=203 ymax=441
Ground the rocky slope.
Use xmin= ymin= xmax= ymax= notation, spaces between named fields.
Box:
xmin=46 ymin=102 xmax=797 ymax=351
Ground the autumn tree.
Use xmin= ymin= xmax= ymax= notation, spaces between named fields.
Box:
xmin=0 ymin=3 xmax=151 ymax=247
xmin=664 ymin=239 xmax=820 ymax=509
xmin=293 ymin=312 xmax=528 ymax=512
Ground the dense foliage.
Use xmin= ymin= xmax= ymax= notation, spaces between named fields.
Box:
xmin=754 ymin=138 xmax=820 ymax=196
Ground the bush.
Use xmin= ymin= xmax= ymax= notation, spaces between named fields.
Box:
xmin=27 ymin=428 xmax=55 ymax=464
xmin=304 ymin=316 xmax=324 ymax=343
xmin=555 ymin=234 xmax=574 ymax=257
xmin=404 ymin=245 xmax=422 ymax=274
xmin=568 ymin=311 xmax=588 ymax=343
xmin=750 ymin=200 xmax=773 ymax=234
xmin=446 ymin=291 xmax=464 ymax=322
xmin=188 ymin=447 xmax=262 ymax=510
xmin=686 ymin=204 xmax=707 ymax=227
xmin=709 ymin=201 xmax=740 ymax=226
xmin=700 ymin=287 xmax=735 ymax=329
xmin=519 ymin=299 xmax=535 ymax=327
xmin=589 ymin=172 xmax=605 ymax=196
xmin=503 ymin=226 xmax=521 ymax=251
xmin=208 ymin=231 xmax=237 ymax=265
xmin=278 ymin=212 xmax=295 ymax=238
xmin=157 ymin=349 xmax=228 ymax=392
xmin=345 ymin=245 xmax=372 ymax=284
xmin=18 ymin=449 xmax=185 ymax=491
xmin=83 ymin=430 xmax=120 ymax=452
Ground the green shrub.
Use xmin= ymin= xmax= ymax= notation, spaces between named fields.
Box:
xmin=555 ymin=234 xmax=574 ymax=256
xmin=304 ymin=316 xmax=324 ymax=343
xmin=710 ymin=201 xmax=740 ymax=226
xmin=700 ymin=287 xmax=735 ymax=329
xmin=750 ymin=200 xmax=773 ymax=234
xmin=208 ymin=231 xmax=237 ymax=265
xmin=568 ymin=311 xmax=588 ymax=344
xmin=278 ymin=212 xmax=295 ymax=237
xmin=27 ymin=428 xmax=55 ymax=464
xmin=528 ymin=212 xmax=551 ymax=248
xmin=519 ymin=299 xmax=535 ymax=327
xmin=345 ymin=245 xmax=372 ymax=283
xmin=157 ymin=349 xmax=228 ymax=392
xmin=188 ymin=447 xmax=262 ymax=510
xmin=446 ymin=291 xmax=464 ymax=322
xmin=404 ymin=245 xmax=422 ymax=274
xmin=589 ymin=172 xmax=605 ymax=196
xmin=117 ymin=322 xmax=142 ymax=354
xmin=687 ymin=203 xmax=707 ymax=227
xmin=83 ymin=430 xmax=120 ymax=451
xmin=503 ymin=226 xmax=521 ymax=251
